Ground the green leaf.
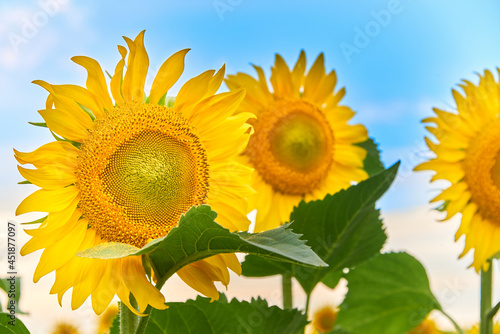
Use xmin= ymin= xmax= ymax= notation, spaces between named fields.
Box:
xmin=321 ymin=269 xmax=343 ymax=290
xmin=356 ymin=138 xmax=385 ymax=177
xmin=16 ymin=181 xmax=32 ymax=185
xmin=147 ymin=294 xmax=308 ymax=334
xmin=334 ymin=252 xmax=441 ymax=334
xmin=78 ymin=205 xmax=327 ymax=284
xmin=242 ymin=163 xmax=398 ymax=294
xmin=0 ymin=313 xmax=30 ymax=333
xmin=0 ymin=278 xmax=26 ymax=314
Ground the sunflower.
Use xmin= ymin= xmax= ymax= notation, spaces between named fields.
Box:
xmin=97 ymin=303 xmax=118 ymax=333
xmin=15 ymin=31 xmax=254 ymax=315
xmin=468 ymin=323 xmax=500 ymax=334
xmin=225 ymin=51 xmax=368 ymax=231
xmin=51 ymin=322 xmax=80 ymax=334
xmin=415 ymin=70 xmax=500 ymax=271
xmin=305 ymin=305 xmax=338 ymax=334
xmin=408 ymin=317 xmax=441 ymax=334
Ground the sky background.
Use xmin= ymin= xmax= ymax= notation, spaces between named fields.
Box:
xmin=1 ymin=0 xmax=500 ymax=332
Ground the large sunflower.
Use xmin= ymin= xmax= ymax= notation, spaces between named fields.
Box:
xmin=15 ymin=31 xmax=254 ymax=314
xmin=225 ymin=51 xmax=368 ymax=231
xmin=415 ymin=70 xmax=500 ymax=271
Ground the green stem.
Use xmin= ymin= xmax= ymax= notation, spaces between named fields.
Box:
xmin=282 ymin=272 xmax=293 ymax=309
xmin=305 ymin=293 xmax=311 ymax=316
xmin=440 ymin=309 xmax=465 ymax=334
xmin=120 ymin=301 xmax=138 ymax=334
xmin=480 ymin=264 xmax=493 ymax=334
xmin=487 ymin=301 xmax=500 ymax=319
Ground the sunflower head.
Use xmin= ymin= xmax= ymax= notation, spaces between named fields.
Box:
xmin=408 ymin=317 xmax=441 ymax=334
xmin=97 ymin=303 xmax=119 ymax=333
xmin=226 ymin=51 xmax=368 ymax=231
xmin=305 ymin=305 xmax=338 ymax=334
xmin=415 ymin=69 xmax=500 ymax=271
xmin=51 ymin=322 xmax=80 ymax=334
xmin=15 ymin=31 xmax=253 ymax=314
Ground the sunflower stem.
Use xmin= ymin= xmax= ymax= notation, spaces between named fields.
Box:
xmin=480 ymin=264 xmax=493 ymax=334
xmin=120 ymin=301 xmax=138 ymax=334
xmin=282 ymin=272 xmax=293 ymax=309
xmin=305 ymin=292 xmax=311 ymax=316
xmin=440 ymin=309 xmax=465 ymax=334
xmin=135 ymin=305 xmax=152 ymax=334
xmin=487 ymin=301 xmax=500 ymax=319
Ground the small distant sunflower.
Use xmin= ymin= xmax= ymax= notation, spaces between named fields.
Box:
xmin=468 ymin=323 xmax=500 ymax=334
xmin=15 ymin=31 xmax=253 ymax=314
xmin=408 ymin=317 xmax=441 ymax=334
xmin=226 ymin=51 xmax=368 ymax=231
xmin=52 ymin=322 xmax=80 ymax=334
xmin=97 ymin=303 xmax=118 ymax=333
xmin=415 ymin=70 xmax=500 ymax=271
xmin=305 ymin=305 xmax=338 ymax=334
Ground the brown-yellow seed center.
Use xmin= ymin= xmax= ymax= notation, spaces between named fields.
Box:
xmin=246 ymin=99 xmax=333 ymax=195
xmin=464 ymin=120 xmax=500 ymax=224
xmin=76 ymin=103 xmax=209 ymax=247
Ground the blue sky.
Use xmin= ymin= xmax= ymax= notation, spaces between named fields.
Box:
xmin=2 ymin=0 xmax=500 ymax=213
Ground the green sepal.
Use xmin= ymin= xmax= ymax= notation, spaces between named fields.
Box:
xmin=21 ymin=216 xmax=47 ymax=225
xmin=27 ymin=122 xmax=47 ymax=128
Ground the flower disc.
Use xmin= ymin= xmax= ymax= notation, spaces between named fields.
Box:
xmin=247 ymin=99 xmax=333 ymax=195
xmin=77 ymin=103 xmax=209 ymax=247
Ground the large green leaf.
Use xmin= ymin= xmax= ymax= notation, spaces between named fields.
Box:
xmin=334 ymin=252 xmax=441 ymax=334
xmin=0 ymin=313 xmax=30 ymax=334
xmin=147 ymin=294 xmax=307 ymax=334
xmin=78 ymin=205 xmax=327 ymax=283
xmin=356 ymin=138 xmax=385 ymax=177
xmin=242 ymin=163 xmax=398 ymax=294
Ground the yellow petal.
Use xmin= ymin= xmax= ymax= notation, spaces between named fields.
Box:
xmin=91 ymin=260 xmax=121 ymax=315
xmin=33 ymin=221 xmax=88 ymax=282
xmin=122 ymin=31 xmax=149 ymax=103
xmin=14 ymin=141 xmax=79 ymax=168
xmin=71 ymin=56 xmax=113 ymax=112
xmin=71 ymin=258 xmax=108 ymax=310
xmin=38 ymin=108 xmax=92 ymax=142
xmin=291 ymin=50 xmax=306 ymax=95
xmin=303 ymin=53 xmax=325 ymax=99
xmin=33 ymin=80 xmax=94 ymax=126
xmin=177 ymin=264 xmax=219 ymax=301
xmin=110 ymin=45 xmax=128 ymax=105
xmin=149 ymin=49 xmax=189 ymax=104
xmin=173 ymin=69 xmax=216 ymax=118
xmin=220 ymin=253 xmax=242 ymax=276
xmin=18 ymin=165 xmax=76 ymax=190
xmin=270 ymin=54 xmax=292 ymax=97
xmin=45 ymin=84 xmax=105 ymax=119
xmin=16 ymin=186 xmax=78 ymax=215
xmin=121 ymin=257 xmax=166 ymax=313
